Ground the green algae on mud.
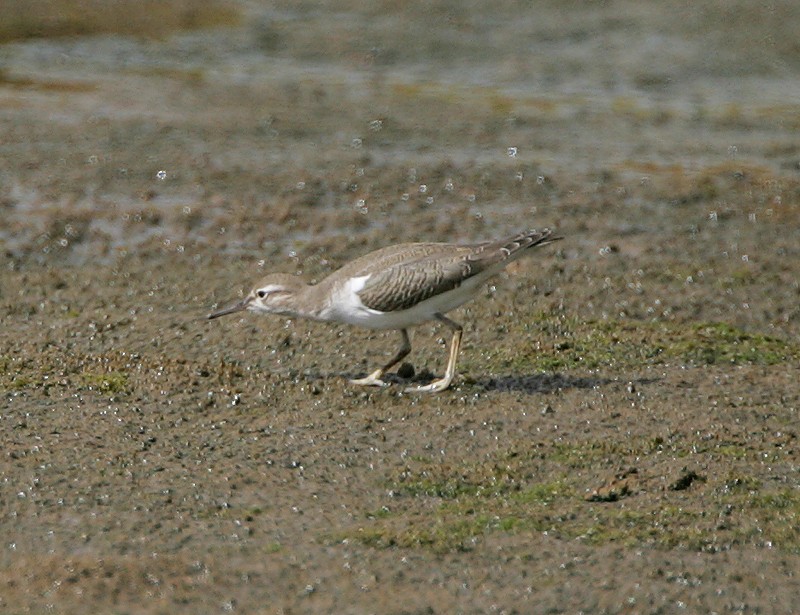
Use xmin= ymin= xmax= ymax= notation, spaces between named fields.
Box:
xmin=4 ymin=316 xmax=794 ymax=399
xmin=334 ymin=438 xmax=800 ymax=554
xmin=478 ymin=315 xmax=799 ymax=374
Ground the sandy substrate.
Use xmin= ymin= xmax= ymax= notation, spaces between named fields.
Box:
xmin=2 ymin=1 xmax=800 ymax=612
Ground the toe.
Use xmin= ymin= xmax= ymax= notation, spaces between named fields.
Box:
xmin=404 ymin=379 xmax=451 ymax=394
xmin=350 ymin=376 xmax=389 ymax=387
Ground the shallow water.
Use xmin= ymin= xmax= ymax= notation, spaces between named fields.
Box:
xmin=3 ymin=2 xmax=798 ymax=261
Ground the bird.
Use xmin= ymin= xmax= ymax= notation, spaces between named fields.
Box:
xmin=207 ymin=228 xmax=561 ymax=393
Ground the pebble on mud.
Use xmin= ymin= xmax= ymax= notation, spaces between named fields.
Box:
xmin=397 ymin=362 xmax=415 ymax=379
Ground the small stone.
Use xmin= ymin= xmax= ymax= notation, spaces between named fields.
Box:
xmin=397 ymin=362 xmax=415 ymax=379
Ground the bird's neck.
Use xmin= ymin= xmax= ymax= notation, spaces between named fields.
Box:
xmin=277 ymin=282 xmax=331 ymax=321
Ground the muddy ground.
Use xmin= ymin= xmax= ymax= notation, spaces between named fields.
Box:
xmin=2 ymin=1 xmax=800 ymax=612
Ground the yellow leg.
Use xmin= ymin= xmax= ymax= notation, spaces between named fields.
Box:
xmin=405 ymin=314 xmax=462 ymax=394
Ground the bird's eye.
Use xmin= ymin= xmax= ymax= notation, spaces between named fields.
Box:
xmin=256 ymin=289 xmax=267 ymax=299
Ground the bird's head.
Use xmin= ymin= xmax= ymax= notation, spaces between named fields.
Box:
xmin=207 ymin=273 xmax=302 ymax=320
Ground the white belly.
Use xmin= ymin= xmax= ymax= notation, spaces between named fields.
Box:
xmin=322 ymin=272 xmax=492 ymax=330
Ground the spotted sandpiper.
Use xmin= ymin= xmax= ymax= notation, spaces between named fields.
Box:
xmin=208 ymin=228 xmax=561 ymax=393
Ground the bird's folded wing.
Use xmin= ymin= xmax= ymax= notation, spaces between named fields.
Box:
xmin=355 ymin=229 xmax=557 ymax=313
xmin=357 ymin=257 xmax=474 ymax=313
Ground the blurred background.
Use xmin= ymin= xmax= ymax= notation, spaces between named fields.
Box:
xmin=2 ymin=0 xmax=798 ymax=272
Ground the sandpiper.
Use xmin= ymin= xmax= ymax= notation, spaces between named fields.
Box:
xmin=208 ymin=228 xmax=561 ymax=393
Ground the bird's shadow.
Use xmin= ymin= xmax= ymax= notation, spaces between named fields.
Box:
xmin=477 ymin=373 xmax=663 ymax=394
xmin=473 ymin=372 xmax=612 ymax=394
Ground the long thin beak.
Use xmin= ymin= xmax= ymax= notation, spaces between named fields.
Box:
xmin=207 ymin=298 xmax=251 ymax=320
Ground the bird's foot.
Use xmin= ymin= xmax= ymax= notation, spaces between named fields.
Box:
xmin=404 ymin=376 xmax=453 ymax=394
xmin=349 ymin=371 xmax=389 ymax=387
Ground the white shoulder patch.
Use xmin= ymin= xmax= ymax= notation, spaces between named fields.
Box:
xmin=327 ymin=274 xmax=383 ymax=323
xmin=348 ymin=274 xmax=371 ymax=295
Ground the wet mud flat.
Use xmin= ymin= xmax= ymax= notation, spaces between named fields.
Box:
xmin=2 ymin=1 xmax=800 ymax=612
